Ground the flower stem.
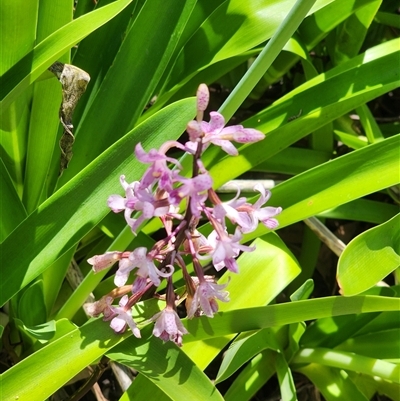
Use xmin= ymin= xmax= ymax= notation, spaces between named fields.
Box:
xmin=219 ymin=0 xmax=317 ymax=121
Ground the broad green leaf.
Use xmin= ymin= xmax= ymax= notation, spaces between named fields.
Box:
xmin=216 ymin=327 xmax=284 ymax=383
xmin=318 ymin=199 xmax=398 ymax=225
xmin=0 ymin=0 xmax=39 ymax=74
xmin=348 ymin=371 xmax=400 ymax=401
xmin=60 ymin=0 xmax=197 ymax=183
xmin=17 ymin=280 xmax=47 ymax=327
xmin=0 ymin=158 xmax=27 ymax=242
xmin=205 ymin=39 xmax=400 ymax=188
xmin=243 ymin=135 xmax=399 ymax=242
xmin=335 ymin=328 xmax=400 ymax=360
xmin=107 ymin=335 xmax=225 ymax=401
xmin=14 ymin=319 xmax=56 ymax=343
xmin=119 ymin=375 xmax=172 ymax=401
xmin=164 ymin=0 xmax=335 ymax=95
xmin=71 ymin=0 xmax=138 ymax=124
xmin=299 ymin=287 xmax=394 ymax=349
xmin=297 ymin=364 xmax=370 ymax=401
xmin=293 ymin=347 xmax=400 ymax=382
xmin=275 ymin=353 xmax=297 ymax=401
xmin=355 ymin=310 xmax=400 ymax=337
xmin=0 ymin=319 xmax=130 ymax=401
xmin=326 ymin=0 xmax=380 ymax=65
xmin=0 ymin=0 xmax=134 ymax=110
xmin=184 ymin=296 xmax=400 ymax=343
xmin=224 ymin=350 xmax=277 ymax=401
xmin=375 ymin=11 xmax=400 ymax=28
xmin=338 ymin=214 xmax=400 ymax=296
xmin=1 ymin=295 xmax=398 ymax=401
xmin=22 ymin=1 xmax=72 ymax=213
xmin=0 ymin=98 xmax=196 ymax=306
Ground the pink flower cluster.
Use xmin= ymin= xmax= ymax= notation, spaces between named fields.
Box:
xmin=86 ymin=84 xmax=282 ymax=346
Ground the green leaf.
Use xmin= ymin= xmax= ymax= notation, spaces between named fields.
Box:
xmin=290 ymin=279 xmax=314 ymax=301
xmin=375 ymin=11 xmax=400 ymax=29
xmin=119 ymin=375 xmax=172 ymax=401
xmin=1 ymin=295 xmax=398 ymax=401
xmin=335 ymin=328 xmax=400 ymax=360
xmin=293 ymin=347 xmax=400 ymax=382
xmin=299 ymin=288 xmax=394 ymax=349
xmin=348 ymin=371 xmax=400 ymax=401
xmin=354 ymin=310 xmax=400 ymax=337
xmin=297 ymin=364 xmax=370 ymax=401
xmin=184 ymin=296 xmax=400 ymax=343
xmin=338 ymin=214 xmax=400 ymax=296
xmin=204 ymin=38 xmax=400 ymax=188
xmin=326 ymin=0 xmax=380 ymax=65
xmin=60 ymin=0 xmax=197 ymax=183
xmin=17 ymin=280 xmax=47 ymax=326
xmin=224 ymin=350 xmax=277 ymax=401
xmin=14 ymin=319 xmax=56 ymax=343
xmin=107 ymin=335 xmax=225 ymax=401
xmin=218 ymin=0 xmax=318 ymax=121
xmin=0 ymin=98 xmax=196 ymax=306
xmin=0 ymin=319 xmax=129 ymax=401
xmin=318 ymin=199 xmax=399 ymax=225
xmin=22 ymin=1 xmax=73 ymax=213
xmin=0 ymin=0 xmax=134 ymax=110
xmin=244 ymin=135 xmax=400 ymax=243
xmin=0 ymin=0 xmax=39 ymax=74
xmin=0 ymin=158 xmax=27 ymax=242
xmin=164 ymin=0 xmax=335 ymax=96
xmin=275 ymin=352 xmax=297 ymax=401
xmin=216 ymin=327 xmax=283 ymax=383
xmin=71 ymin=0 xmax=138 ymax=124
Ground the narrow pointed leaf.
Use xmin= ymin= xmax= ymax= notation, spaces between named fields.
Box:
xmin=0 ymin=98 xmax=196 ymax=306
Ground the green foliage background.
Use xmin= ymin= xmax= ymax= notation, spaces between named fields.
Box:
xmin=0 ymin=0 xmax=399 ymax=400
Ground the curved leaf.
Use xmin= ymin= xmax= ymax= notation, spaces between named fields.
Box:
xmin=22 ymin=1 xmax=73 ymax=213
xmin=0 ymin=0 xmax=133 ymax=110
xmin=224 ymin=350 xmax=277 ymax=401
xmin=107 ymin=335 xmax=225 ymax=401
xmin=293 ymin=347 xmax=400 ymax=382
xmin=338 ymin=214 xmax=400 ymax=296
xmin=60 ymin=0 xmax=197 ymax=183
xmin=0 ymin=98 xmax=196 ymax=306
xmin=335 ymin=328 xmax=400 ymax=360
xmin=216 ymin=327 xmax=283 ymax=383
xmin=0 ymin=319 xmax=130 ymax=401
xmin=203 ymin=38 xmax=400 ymax=187
xmin=297 ymin=364 xmax=370 ymax=401
xmin=1 ymin=295 xmax=398 ymax=401
xmin=0 ymin=158 xmax=27 ymax=241
xmin=184 ymin=296 xmax=400 ymax=342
